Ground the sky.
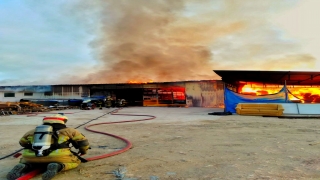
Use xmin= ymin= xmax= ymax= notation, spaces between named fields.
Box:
xmin=1 ymin=0 xmax=320 ymax=85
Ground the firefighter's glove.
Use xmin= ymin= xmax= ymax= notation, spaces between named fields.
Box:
xmin=77 ymin=139 xmax=90 ymax=155
xmin=78 ymin=147 xmax=89 ymax=155
xmin=76 ymin=139 xmax=89 ymax=153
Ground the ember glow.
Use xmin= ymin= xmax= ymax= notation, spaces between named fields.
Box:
xmin=240 ymin=83 xmax=320 ymax=103
xmin=127 ymin=80 xmax=154 ymax=84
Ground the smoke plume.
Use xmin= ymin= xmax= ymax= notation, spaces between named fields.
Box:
xmin=68 ymin=0 xmax=317 ymax=84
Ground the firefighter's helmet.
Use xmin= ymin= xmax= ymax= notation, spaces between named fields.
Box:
xmin=43 ymin=113 xmax=68 ymax=124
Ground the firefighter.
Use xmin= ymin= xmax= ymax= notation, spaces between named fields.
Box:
xmin=111 ymin=96 xmax=116 ymax=108
xmin=7 ymin=114 xmax=90 ymax=180
xmin=117 ymin=99 xmax=126 ymax=107
xmin=97 ymin=100 xmax=103 ymax=110
xmin=116 ymin=99 xmax=121 ymax=107
xmin=106 ymin=96 xmax=112 ymax=108
xmin=120 ymin=99 xmax=128 ymax=107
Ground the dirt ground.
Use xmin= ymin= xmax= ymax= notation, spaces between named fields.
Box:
xmin=1 ymin=107 xmax=320 ymax=180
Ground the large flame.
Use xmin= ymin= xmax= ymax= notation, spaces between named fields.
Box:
xmin=240 ymin=83 xmax=320 ymax=103
xmin=289 ymin=87 xmax=320 ymax=103
xmin=240 ymin=84 xmax=280 ymax=95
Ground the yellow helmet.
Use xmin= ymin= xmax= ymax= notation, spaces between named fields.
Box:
xmin=43 ymin=114 xmax=68 ymax=124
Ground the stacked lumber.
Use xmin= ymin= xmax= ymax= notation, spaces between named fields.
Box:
xmin=19 ymin=102 xmax=49 ymax=113
xmin=0 ymin=102 xmax=21 ymax=115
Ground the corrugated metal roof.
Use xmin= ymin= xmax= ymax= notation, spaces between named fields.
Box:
xmin=0 ymin=80 xmax=219 ymax=87
xmin=50 ymin=80 xmax=217 ymax=86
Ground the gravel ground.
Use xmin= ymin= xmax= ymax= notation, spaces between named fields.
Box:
xmin=1 ymin=107 xmax=320 ymax=180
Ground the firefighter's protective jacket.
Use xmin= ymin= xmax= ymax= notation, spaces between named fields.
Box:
xmin=106 ymin=97 xmax=112 ymax=107
xmin=19 ymin=125 xmax=89 ymax=164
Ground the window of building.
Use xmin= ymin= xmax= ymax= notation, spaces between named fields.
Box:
xmin=24 ymin=92 xmax=33 ymax=96
xmin=4 ymin=92 xmax=15 ymax=97
xmin=44 ymin=92 xmax=53 ymax=96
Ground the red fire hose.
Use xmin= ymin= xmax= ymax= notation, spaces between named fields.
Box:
xmin=85 ymin=109 xmax=156 ymax=161
xmin=16 ymin=108 xmax=156 ymax=180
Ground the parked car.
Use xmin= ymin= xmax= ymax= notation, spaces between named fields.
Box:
xmin=80 ymin=102 xmax=95 ymax=110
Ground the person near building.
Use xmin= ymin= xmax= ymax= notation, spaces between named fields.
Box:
xmin=111 ymin=96 xmax=116 ymax=108
xmin=97 ymin=100 xmax=103 ymax=110
xmin=116 ymin=99 xmax=127 ymax=107
xmin=7 ymin=114 xmax=90 ymax=180
xmin=119 ymin=99 xmax=128 ymax=107
xmin=105 ymin=96 xmax=112 ymax=108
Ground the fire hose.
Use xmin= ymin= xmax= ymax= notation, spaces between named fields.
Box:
xmin=1 ymin=108 xmax=156 ymax=180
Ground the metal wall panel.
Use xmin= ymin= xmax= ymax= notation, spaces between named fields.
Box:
xmin=0 ymin=81 xmax=225 ymax=107
xmin=185 ymin=81 xmax=224 ymax=107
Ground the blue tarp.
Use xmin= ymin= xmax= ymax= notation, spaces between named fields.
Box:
xmin=90 ymin=96 xmax=106 ymax=100
xmin=224 ymin=86 xmax=289 ymax=113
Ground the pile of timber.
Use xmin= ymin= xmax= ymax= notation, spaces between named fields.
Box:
xmin=0 ymin=101 xmax=81 ymax=116
xmin=19 ymin=101 xmax=50 ymax=113
xmin=0 ymin=102 xmax=21 ymax=115
xmin=0 ymin=101 xmax=49 ymax=115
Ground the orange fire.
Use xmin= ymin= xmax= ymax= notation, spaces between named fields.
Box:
xmin=240 ymin=84 xmax=280 ymax=95
xmin=289 ymin=87 xmax=320 ymax=103
xmin=127 ymin=79 xmax=153 ymax=84
xmin=240 ymin=83 xmax=320 ymax=103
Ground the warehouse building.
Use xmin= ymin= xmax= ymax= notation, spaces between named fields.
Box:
xmin=0 ymin=80 xmax=225 ymax=108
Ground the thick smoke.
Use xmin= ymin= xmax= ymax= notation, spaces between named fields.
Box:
xmin=78 ymin=0 xmax=223 ymax=83
xmin=69 ymin=0 xmax=317 ymax=84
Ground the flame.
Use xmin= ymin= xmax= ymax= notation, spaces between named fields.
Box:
xmin=127 ymin=79 xmax=153 ymax=84
xmin=240 ymin=83 xmax=320 ymax=103
xmin=289 ymin=87 xmax=320 ymax=103
xmin=240 ymin=84 xmax=280 ymax=95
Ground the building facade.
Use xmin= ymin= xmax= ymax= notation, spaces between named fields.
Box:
xmin=0 ymin=80 xmax=224 ymax=107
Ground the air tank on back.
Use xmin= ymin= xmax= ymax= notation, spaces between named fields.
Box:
xmin=32 ymin=125 xmax=53 ymax=156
